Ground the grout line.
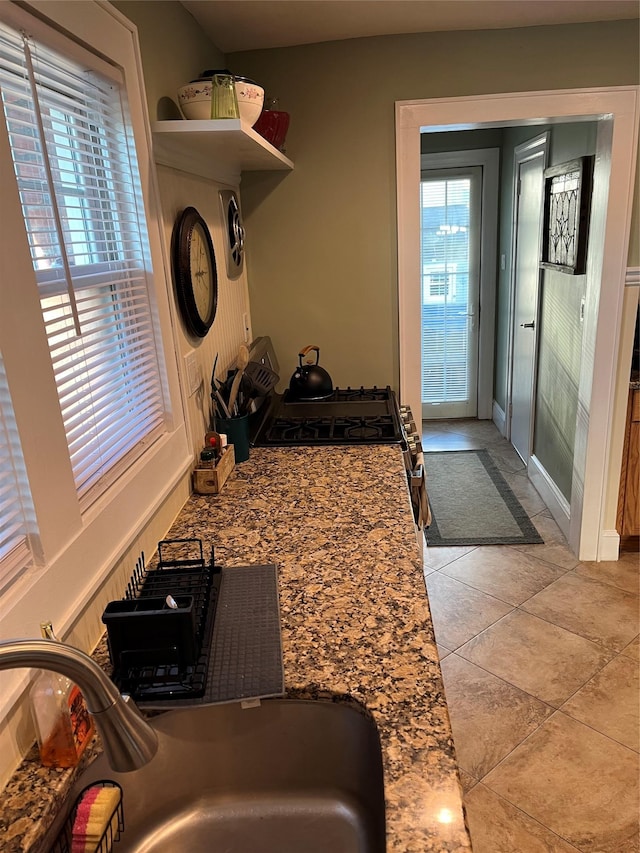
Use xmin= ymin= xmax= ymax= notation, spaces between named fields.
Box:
xmin=514 ymin=604 xmax=632 ymax=655
xmin=467 ymin=778 xmax=585 ymax=852
xmin=556 ymin=704 xmax=640 ymax=755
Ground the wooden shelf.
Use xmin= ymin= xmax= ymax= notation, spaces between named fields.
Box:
xmin=151 ymin=119 xmax=293 ymax=183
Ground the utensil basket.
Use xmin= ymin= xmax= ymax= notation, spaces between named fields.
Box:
xmin=49 ymin=781 xmax=123 ymax=853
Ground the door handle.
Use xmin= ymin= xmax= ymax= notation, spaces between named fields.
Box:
xmin=520 ymin=321 xmax=535 ymax=329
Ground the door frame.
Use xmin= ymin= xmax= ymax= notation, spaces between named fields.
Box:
xmin=396 ymin=86 xmax=639 ymax=560
xmin=507 ymin=132 xmax=548 ymax=455
xmin=420 ymin=148 xmax=499 ymax=419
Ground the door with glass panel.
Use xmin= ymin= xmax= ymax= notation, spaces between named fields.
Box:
xmin=420 ymin=168 xmax=481 ymax=419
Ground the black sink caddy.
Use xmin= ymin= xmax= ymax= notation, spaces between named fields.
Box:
xmin=102 ymin=539 xmax=222 ymax=702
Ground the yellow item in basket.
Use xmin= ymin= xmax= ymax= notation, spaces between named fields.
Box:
xmin=71 ymin=785 xmax=121 ymax=853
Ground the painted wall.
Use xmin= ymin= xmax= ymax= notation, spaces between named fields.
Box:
xmin=533 ymin=124 xmax=599 ymax=500
xmin=233 ymin=21 xmax=639 ymax=393
xmin=113 ymin=1 xmax=224 ymax=120
xmin=113 ymin=1 xmax=251 ymax=458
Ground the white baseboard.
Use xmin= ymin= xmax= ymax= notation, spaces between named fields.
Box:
xmin=597 ymin=529 xmax=621 ymax=561
xmin=528 ymin=454 xmax=571 ymax=540
xmin=492 ymin=400 xmax=506 ymax=436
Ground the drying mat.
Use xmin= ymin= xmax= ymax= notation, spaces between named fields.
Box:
xmin=142 ymin=563 xmax=284 ymax=709
xmin=425 ymin=449 xmax=544 ymax=547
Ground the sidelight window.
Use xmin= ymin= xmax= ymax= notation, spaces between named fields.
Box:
xmin=420 ymin=168 xmax=481 ymax=419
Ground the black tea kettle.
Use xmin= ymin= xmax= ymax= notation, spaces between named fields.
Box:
xmin=288 ymin=345 xmax=333 ymax=401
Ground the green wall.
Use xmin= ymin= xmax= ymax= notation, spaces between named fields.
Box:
xmin=233 ymin=21 xmax=639 ymax=390
xmin=534 ymin=123 xmax=599 ymax=500
xmin=107 ymin=6 xmax=638 ymax=402
xmin=112 ymin=0 xmax=224 ymax=120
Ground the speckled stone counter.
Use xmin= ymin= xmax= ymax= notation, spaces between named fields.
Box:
xmin=0 ymin=445 xmax=471 ymax=852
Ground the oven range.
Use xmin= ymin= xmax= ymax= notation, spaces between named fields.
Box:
xmin=250 ymin=386 xmax=406 ymax=447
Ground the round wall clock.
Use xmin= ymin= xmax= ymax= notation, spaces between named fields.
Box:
xmin=173 ymin=206 xmax=218 ymax=337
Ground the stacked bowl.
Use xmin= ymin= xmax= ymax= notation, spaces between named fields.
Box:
xmin=178 ymin=72 xmax=264 ymax=125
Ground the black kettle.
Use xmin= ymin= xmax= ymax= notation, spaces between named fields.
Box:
xmin=288 ymin=346 xmax=333 ymax=401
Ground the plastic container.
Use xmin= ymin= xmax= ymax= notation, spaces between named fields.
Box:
xmin=30 ymin=622 xmax=95 ymax=768
xmin=102 ymin=595 xmax=198 ymax=668
xmin=215 ymin=414 xmax=250 ymax=463
xmin=253 ymin=98 xmax=290 ymax=150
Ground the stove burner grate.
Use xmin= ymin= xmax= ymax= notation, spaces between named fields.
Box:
xmin=264 ymin=414 xmax=399 ymax=445
xmin=252 ymin=386 xmax=405 ymax=447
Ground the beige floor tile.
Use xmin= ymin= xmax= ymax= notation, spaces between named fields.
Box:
xmin=521 ymin=572 xmax=640 ymax=652
xmin=422 ymin=430 xmax=480 ymax=452
xmin=436 ymin=643 xmax=451 ymax=661
xmin=440 ymin=546 xmax=566 ymax=606
xmin=424 ymin=572 xmax=513 ymax=650
xmin=457 ymin=610 xmax=615 ymax=707
xmin=621 ymin=635 xmax=640 ymax=661
xmin=487 ymin=446 xmax=527 ymax=475
xmin=574 ymin=551 xmax=640 ymax=595
xmin=423 ymin=544 xmax=478 ymax=572
xmin=500 ymin=470 xmax=548 ymax=515
xmin=522 ymin=511 xmax=566 ymax=544
xmin=440 ymin=654 xmax=553 ymax=778
xmin=438 ymin=419 xmax=507 ymax=445
xmin=457 ymin=768 xmax=477 ymax=794
xmin=561 ymin=655 xmax=640 ymax=751
xmin=483 ymin=712 xmax=640 ymax=852
xmin=464 ymin=783 xmax=581 ymax=852
xmin=514 ymin=514 xmax=580 ymax=571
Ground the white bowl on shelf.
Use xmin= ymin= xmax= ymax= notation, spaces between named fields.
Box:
xmin=234 ymin=77 xmax=264 ymax=126
xmin=177 ymin=75 xmax=264 ymax=126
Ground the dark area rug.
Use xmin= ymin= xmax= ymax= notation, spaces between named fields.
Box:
xmin=425 ymin=449 xmax=544 ymax=547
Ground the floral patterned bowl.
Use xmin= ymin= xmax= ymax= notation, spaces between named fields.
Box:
xmin=178 ymin=74 xmax=264 ymax=125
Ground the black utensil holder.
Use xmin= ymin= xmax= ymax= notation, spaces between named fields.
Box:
xmin=102 ymin=595 xmax=197 ymax=668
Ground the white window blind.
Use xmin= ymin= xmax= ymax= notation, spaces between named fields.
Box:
xmin=420 ymin=177 xmax=472 ymax=404
xmin=0 ymin=353 xmax=34 ymax=592
xmin=0 ymin=24 xmax=165 ymax=502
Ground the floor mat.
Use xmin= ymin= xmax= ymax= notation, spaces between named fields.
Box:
xmin=424 ymin=449 xmax=544 ymax=547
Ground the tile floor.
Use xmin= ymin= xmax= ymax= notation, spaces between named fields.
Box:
xmin=421 ymin=419 xmax=640 ymax=853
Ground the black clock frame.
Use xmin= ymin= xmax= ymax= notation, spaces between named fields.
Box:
xmin=173 ymin=206 xmax=218 ymax=337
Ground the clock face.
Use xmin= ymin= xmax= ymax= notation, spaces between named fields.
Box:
xmin=173 ymin=207 xmax=218 ymax=338
xmin=190 ymin=222 xmax=214 ymax=321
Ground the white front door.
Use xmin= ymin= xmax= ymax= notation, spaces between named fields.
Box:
xmin=509 ymin=135 xmax=547 ymax=463
xmin=420 ymin=167 xmax=481 ymax=419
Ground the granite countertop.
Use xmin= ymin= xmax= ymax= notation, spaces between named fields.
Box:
xmin=0 ymin=445 xmax=471 ymax=852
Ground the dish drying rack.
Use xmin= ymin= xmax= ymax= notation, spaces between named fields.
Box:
xmin=102 ymin=539 xmax=221 ymax=703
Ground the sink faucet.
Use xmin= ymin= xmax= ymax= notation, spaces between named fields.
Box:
xmin=0 ymin=639 xmax=158 ymax=772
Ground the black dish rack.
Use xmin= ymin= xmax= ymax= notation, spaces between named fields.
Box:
xmin=102 ymin=539 xmax=222 ymax=703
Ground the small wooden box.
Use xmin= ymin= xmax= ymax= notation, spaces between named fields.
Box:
xmin=192 ymin=445 xmax=235 ymax=494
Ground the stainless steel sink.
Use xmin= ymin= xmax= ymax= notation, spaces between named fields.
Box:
xmin=44 ymin=698 xmax=386 ymax=852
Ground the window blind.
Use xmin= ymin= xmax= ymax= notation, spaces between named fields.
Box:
xmin=0 ymin=354 xmax=34 ymax=592
xmin=0 ymin=24 xmax=166 ymax=502
xmin=420 ymin=177 xmax=471 ymax=404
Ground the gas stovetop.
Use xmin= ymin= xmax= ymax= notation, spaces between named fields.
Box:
xmin=251 ymin=386 xmax=405 ymax=447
